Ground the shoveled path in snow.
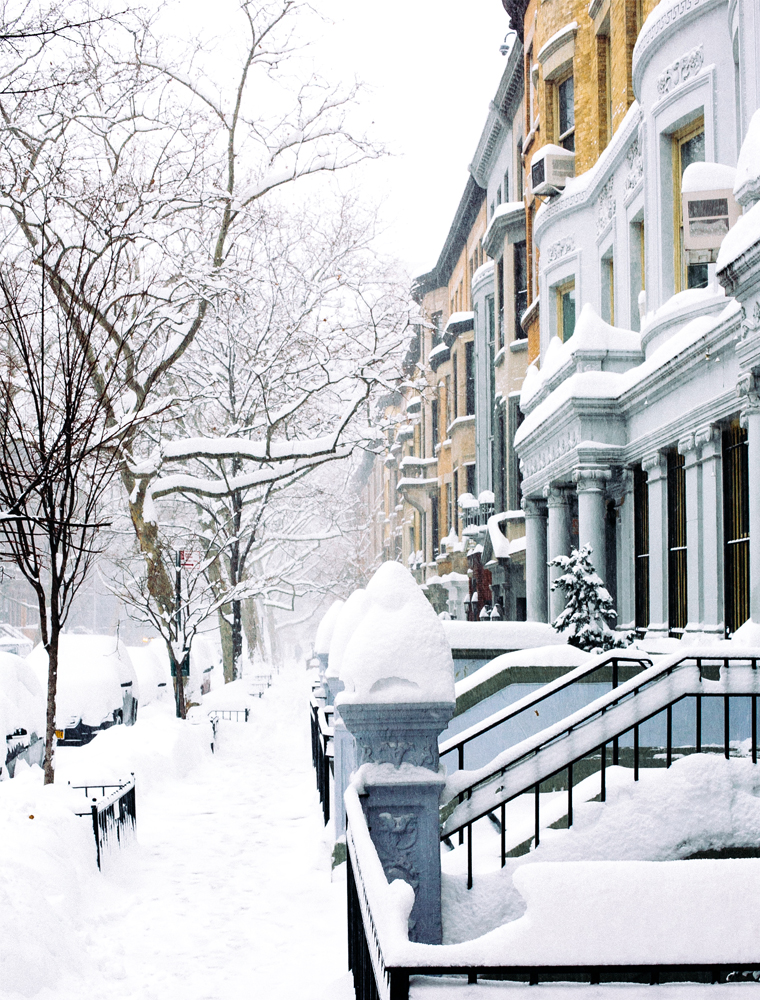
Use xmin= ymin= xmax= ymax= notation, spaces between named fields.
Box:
xmin=70 ymin=666 xmax=346 ymax=1000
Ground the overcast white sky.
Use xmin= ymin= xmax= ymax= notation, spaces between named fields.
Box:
xmin=310 ymin=0 xmax=511 ymax=277
xmin=164 ymin=0 xmax=511 ymax=280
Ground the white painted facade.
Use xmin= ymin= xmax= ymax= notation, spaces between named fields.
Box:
xmin=515 ymin=0 xmax=760 ymax=641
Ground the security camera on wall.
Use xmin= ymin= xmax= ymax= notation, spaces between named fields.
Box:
xmin=682 ymin=162 xmax=741 ymax=263
xmin=530 ymin=144 xmax=575 ymax=197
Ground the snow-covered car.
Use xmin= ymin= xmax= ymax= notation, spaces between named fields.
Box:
xmin=0 ymin=624 xmax=34 ymax=659
xmin=191 ymin=634 xmax=221 ymax=697
xmin=127 ymin=642 xmax=171 ymax=706
xmin=28 ymin=635 xmax=139 ymax=746
xmin=0 ymin=651 xmax=45 ymax=778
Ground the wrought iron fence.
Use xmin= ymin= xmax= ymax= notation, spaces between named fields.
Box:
xmin=343 ymin=651 xmax=760 ymax=999
xmin=207 ymin=708 xmax=250 ymax=722
xmin=71 ymin=775 xmax=136 ymax=870
xmin=441 ymin=653 xmax=760 ymax=888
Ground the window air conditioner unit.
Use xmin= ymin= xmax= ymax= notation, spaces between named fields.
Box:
xmin=530 ymin=144 xmax=575 ymax=196
xmin=682 ymin=162 xmax=741 ymax=264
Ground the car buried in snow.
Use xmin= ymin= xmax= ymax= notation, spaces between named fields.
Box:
xmin=27 ymin=635 xmax=139 ymax=747
xmin=0 ymin=650 xmax=45 ymax=778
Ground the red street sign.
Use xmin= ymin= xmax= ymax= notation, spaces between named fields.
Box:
xmin=179 ymin=550 xmax=200 ymax=569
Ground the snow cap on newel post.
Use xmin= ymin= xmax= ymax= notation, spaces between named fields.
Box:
xmin=314 ymin=600 xmax=344 ymax=680
xmin=337 ymin=560 xmax=455 ymax=945
xmin=325 ymin=589 xmax=369 ymax=705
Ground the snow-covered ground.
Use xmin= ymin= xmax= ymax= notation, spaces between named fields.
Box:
xmin=0 ymin=664 xmax=347 ymax=1000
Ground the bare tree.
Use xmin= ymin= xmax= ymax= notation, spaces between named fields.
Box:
xmin=0 ymin=246 xmax=132 ymax=783
xmin=0 ymin=0 xmax=383 ymax=643
xmin=130 ymin=198 xmax=410 ymax=678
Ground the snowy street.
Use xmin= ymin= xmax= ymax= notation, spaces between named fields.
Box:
xmin=1 ymin=666 xmax=348 ymax=1000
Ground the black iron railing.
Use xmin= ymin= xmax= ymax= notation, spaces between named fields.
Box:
xmin=441 ymin=653 xmax=760 ymax=888
xmin=440 ymin=651 xmax=652 ymax=772
xmin=310 ymin=697 xmax=334 ymax=824
xmin=71 ymin=775 xmax=136 ymax=870
xmin=207 ymin=708 xmax=250 ymax=722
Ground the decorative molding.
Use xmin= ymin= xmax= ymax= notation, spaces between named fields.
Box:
xmin=641 ymin=451 xmax=665 ymax=474
xmin=695 ymin=424 xmax=720 ymax=449
xmin=573 ymin=467 xmax=612 ymax=492
xmin=521 ymin=497 xmax=547 ymax=518
xmin=625 ymin=137 xmax=643 ymax=194
xmin=545 ymin=235 xmax=576 ymax=263
xmin=741 ymin=302 xmax=760 ymax=341
xmin=373 ymin=811 xmax=421 ymax=891
xmin=656 ymin=44 xmax=703 ymax=97
xmin=737 ymin=370 xmax=760 ymax=414
xmin=543 ymin=485 xmax=571 ymax=506
xmin=597 ymin=179 xmax=616 ymax=234
xmin=358 ymin=734 xmax=437 ymax=769
xmin=677 ymin=432 xmax=697 ymax=455
xmin=520 ymin=425 xmax=581 ymax=479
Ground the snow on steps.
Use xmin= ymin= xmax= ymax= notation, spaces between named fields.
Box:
xmin=441 ymin=647 xmax=760 ymax=838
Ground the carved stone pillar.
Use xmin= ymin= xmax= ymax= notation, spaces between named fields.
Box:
xmin=678 ymin=433 xmax=700 ymax=635
xmin=573 ymin=467 xmax=611 ymax=584
xmin=643 ymin=451 xmax=669 ymax=636
xmin=696 ymin=424 xmax=724 ymax=636
xmin=609 ymin=470 xmax=635 ymax=631
xmin=739 ymin=373 xmax=760 ymax=623
xmin=522 ymin=496 xmax=548 ymax=622
xmin=544 ymin=486 xmax=572 ymax=621
xmin=338 ymin=702 xmax=453 ymax=944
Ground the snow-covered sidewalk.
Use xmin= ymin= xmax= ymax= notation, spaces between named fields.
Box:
xmin=1 ymin=665 xmax=347 ymax=1000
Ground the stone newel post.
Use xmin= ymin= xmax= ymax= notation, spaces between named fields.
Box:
xmin=336 ymin=560 xmax=456 ymax=946
xmin=339 ymin=702 xmax=453 ymax=944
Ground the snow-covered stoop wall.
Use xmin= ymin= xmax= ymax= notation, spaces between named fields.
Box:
xmin=336 ymin=575 xmax=760 ymax=1000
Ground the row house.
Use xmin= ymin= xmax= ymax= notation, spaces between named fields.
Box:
xmin=514 ymin=0 xmax=760 ymax=641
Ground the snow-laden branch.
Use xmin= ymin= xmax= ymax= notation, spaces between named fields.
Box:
xmin=151 ymin=447 xmax=352 ymax=499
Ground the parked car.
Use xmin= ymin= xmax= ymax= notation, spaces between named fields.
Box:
xmin=28 ymin=635 xmax=139 ymax=746
xmin=127 ymin=641 xmax=171 ymax=706
xmin=0 ymin=623 xmax=34 ymax=659
xmin=0 ymin=651 xmax=45 ymax=778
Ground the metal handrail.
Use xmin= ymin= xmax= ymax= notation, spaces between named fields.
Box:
xmin=443 ymin=651 xmax=758 ymax=809
xmin=440 ymin=650 xmax=652 ymax=765
xmin=441 ymin=653 xmax=760 ymax=866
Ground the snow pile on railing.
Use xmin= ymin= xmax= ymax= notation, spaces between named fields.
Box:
xmin=347 ymin=751 xmax=760 ymax=968
xmin=327 ymin=589 xmax=369 ymax=681
xmin=315 ymin=599 xmax=344 ymax=656
xmin=338 ymin=562 xmax=454 ymax=704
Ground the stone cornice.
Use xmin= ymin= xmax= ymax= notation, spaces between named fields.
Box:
xmin=718 ymin=238 xmax=760 ymax=302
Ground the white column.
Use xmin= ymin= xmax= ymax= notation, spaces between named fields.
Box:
xmin=522 ymin=497 xmax=548 ymax=622
xmin=643 ymin=451 xmax=669 ymax=636
xmin=573 ymin=467 xmax=610 ymax=585
xmin=614 ymin=470 xmax=635 ymax=631
xmin=745 ymin=401 xmax=760 ymax=623
xmin=545 ymin=486 xmax=572 ymax=621
xmin=696 ymin=424 xmax=724 ymax=637
xmin=679 ymin=433 xmax=701 ymax=636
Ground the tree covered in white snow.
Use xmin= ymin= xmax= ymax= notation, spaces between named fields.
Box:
xmin=0 ymin=0 xmax=407 ymax=679
xmin=549 ymin=545 xmax=632 ymax=652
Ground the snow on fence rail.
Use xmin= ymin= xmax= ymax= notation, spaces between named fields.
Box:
xmin=345 ymin=778 xmax=760 ymax=998
xmin=71 ymin=775 xmax=136 ymax=871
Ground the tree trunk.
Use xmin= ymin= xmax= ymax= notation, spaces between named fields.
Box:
xmin=166 ymin=641 xmax=187 ymax=720
xmin=218 ymin=604 xmax=234 ymax=684
xmin=43 ymin=625 xmax=59 ymax=785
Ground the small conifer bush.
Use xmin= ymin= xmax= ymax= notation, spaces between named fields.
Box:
xmin=550 ymin=544 xmax=632 ymax=651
